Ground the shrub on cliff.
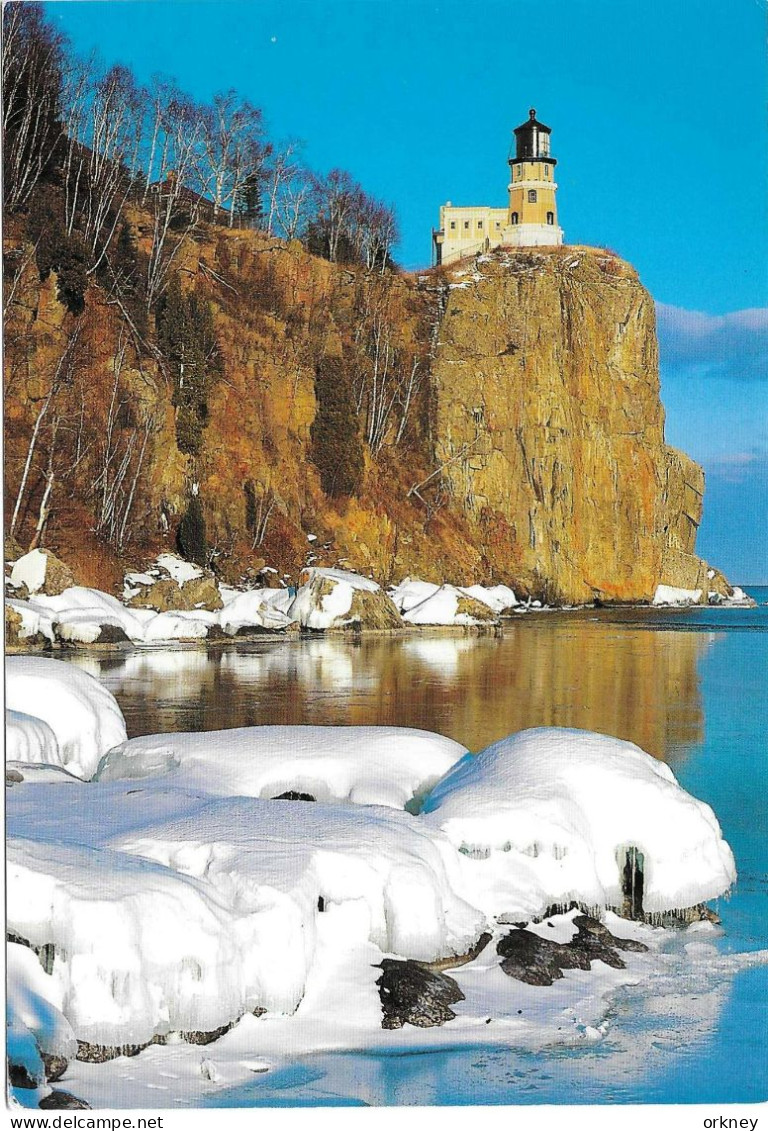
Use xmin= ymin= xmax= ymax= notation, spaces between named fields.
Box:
xmin=29 ymin=193 xmax=88 ymax=316
xmin=157 ymin=276 xmax=222 ymax=456
xmin=177 ymin=495 xmax=208 ymax=566
xmin=310 ymin=356 xmax=364 ymax=498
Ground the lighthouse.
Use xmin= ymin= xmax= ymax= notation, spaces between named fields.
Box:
xmin=506 ymin=108 xmax=563 ymax=248
xmin=432 ymin=108 xmax=564 ymax=265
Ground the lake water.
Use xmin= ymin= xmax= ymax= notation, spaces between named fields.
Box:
xmin=66 ymin=588 xmax=768 ymax=1106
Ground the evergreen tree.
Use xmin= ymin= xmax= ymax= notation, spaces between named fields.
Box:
xmin=176 ymin=494 xmax=207 ymax=565
xmin=157 ymin=276 xmax=222 ymax=455
xmin=310 ymin=356 xmax=364 ymax=497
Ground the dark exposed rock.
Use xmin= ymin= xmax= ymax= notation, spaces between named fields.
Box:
xmin=271 ymin=791 xmax=316 ymax=802
xmin=76 ymin=1040 xmax=150 ymax=1063
xmin=376 ymin=959 xmax=464 ymax=1029
xmin=496 ymin=929 xmax=581 ymax=985
xmin=8 ymin=1059 xmax=43 ymax=1089
xmin=42 ymin=1054 xmax=69 ymax=1082
xmin=6 ymin=768 xmax=25 ymax=785
xmin=39 ymin=1090 xmax=91 ymax=1109
xmin=497 ymin=915 xmax=649 ymax=985
xmin=572 ymin=914 xmax=648 ymax=954
xmin=178 ymin=1020 xmax=234 ymax=1045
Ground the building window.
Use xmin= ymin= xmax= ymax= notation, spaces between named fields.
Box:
xmin=547 ymin=211 xmax=554 ymax=225
xmin=528 ymin=189 xmax=537 ymax=203
xmin=511 ymin=212 xmax=519 ymax=225
xmin=544 ymin=166 xmax=549 ymax=178
xmin=495 ymin=221 xmax=501 ymax=228
xmin=450 ymin=221 xmax=456 ymax=230
xmin=464 ymin=221 xmax=469 ymax=230
xmin=478 ymin=220 xmax=483 ymax=229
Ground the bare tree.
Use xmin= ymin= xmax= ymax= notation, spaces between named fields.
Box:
xmin=2 ymin=3 xmax=66 ymax=210
xmin=144 ymin=91 xmax=206 ymax=307
xmin=195 ymin=90 xmax=268 ymax=226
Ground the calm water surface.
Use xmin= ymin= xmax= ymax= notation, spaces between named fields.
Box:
xmin=67 ymin=590 xmax=768 ymax=1106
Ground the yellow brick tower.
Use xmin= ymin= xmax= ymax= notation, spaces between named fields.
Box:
xmin=433 ymin=108 xmax=564 ymax=265
xmin=506 ymin=108 xmax=563 ymax=247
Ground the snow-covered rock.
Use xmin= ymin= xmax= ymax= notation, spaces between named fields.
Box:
xmin=10 ymin=548 xmax=74 ymax=597
xmin=6 ymin=657 xmax=128 ymax=779
xmin=653 ymin=584 xmax=703 ymax=607
xmin=422 ymin=728 xmax=736 ymax=921
xmin=97 ymin=725 xmax=468 ymax=810
xmin=7 ymin=793 xmax=484 ymax=1044
xmin=460 ymin=584 xmax=518 ymax=614
xmin=391 ymin=581 xmax=498 ymax=626
xmin=290 ymin=568 xmax=403 ymax=631
xmin=219 ymin=588 xmax=296 ymax=634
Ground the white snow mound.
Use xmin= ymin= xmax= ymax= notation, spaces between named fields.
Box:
xmin=97 ymin=725 xmax=468 ymax=810
xmin=422 ymin=728 xmax=736 ymax=918
xmin=6 ymin=657 xmax=128 ymax=779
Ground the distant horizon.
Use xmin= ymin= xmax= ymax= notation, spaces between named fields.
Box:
xmin=43 ymin=0 xmax=768 ymax=583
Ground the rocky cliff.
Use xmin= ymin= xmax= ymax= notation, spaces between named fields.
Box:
xmin=431 ymin=247 xmax=707 ymax=603
xmin=3 ymin=217 xmax=711 ymax=604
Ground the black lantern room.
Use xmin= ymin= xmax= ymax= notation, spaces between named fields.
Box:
xmin=512 ymin=108 xmax=556 ymax=165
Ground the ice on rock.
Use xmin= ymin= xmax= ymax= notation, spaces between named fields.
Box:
xmin=7 ymin=796 xmax=485 ymax=1044
xmin=653 ymin=584 xmax=703 ymax=606
xmin=422 ymin=728 xmax=736 ymax=919
xmin=97 ymin=725 xmax=468 ymax=810
xmin=7 ymin=837 xmax=248 ymax=1046
xmin=7 ymin=942 xmax=78 ymax=1068
xmin=6 ymin=657 xmax=128 ymax=779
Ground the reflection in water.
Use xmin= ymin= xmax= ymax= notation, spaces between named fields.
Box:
xmin=68 ymin=612 xmax=708 ymax=763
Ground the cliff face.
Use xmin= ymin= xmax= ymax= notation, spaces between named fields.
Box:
xmin=3 ymin=219 xmax=709 ymax=603
xmin=431 ymin=248 xmax=705 ymax=603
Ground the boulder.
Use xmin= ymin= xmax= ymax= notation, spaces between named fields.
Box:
xmin=454 ymin=594 xmax=500 ymax=623
xmin=39 ymin=1091 xmax=91 ymax=1110
xmin=5 ymin=604 xmax=49 ymax=651
xmin=292 ymin=568 xmax=404 ymax=632
xmin=496 ymin=916 xmax=646 ymax=986
xmin=127 ymin=575 xmax=223 ymax=613
xmin=376 ymin=959 xmax=464 ymax=1029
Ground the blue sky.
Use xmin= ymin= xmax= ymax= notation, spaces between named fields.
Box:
xmin=46 ymin=0 xmax=768 ymax=581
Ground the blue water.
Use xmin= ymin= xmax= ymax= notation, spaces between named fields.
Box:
xmin=205 ymin=588 xmax=768 ymax=1107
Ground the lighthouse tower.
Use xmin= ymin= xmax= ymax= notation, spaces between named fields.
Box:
xmin=505 ymin=108 xmax=563 ymax=248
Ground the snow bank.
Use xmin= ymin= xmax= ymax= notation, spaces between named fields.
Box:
xmin=422 ymin=728 xmax=736 ymax=919
xmin=97 ymin=725 xmax=468 ymax=810
xmin=24 ymin=586 xmax=148 ymax=642
xmin=6 ymin=709 xmax=63 ymax=769
xmin=6 ymin=657 xmax=127 ymax=779
xmin=653 ymin=584 xmax=703 ymax=607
